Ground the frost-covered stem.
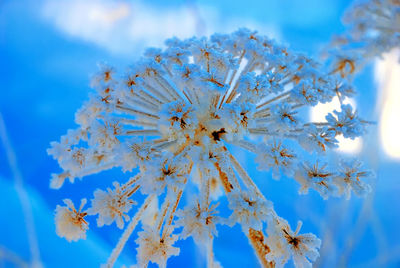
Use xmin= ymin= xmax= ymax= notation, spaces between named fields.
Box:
xmin=213 ymin=160 xmax=234 ymax=193
xmin=153 ymin=140 xmax=178 ymax=150
xmin=228 ymin=49 xmax=246 ymax=86
xmin=335 ymin=90 xmax=344 ymax=105
xmin=247 ymin=228 xmax=275 ymax=268
xmin=184 ymin=82 xmax=200 ymax=104
xmin=255 ymin=118 xmax=272 ymax=125
xmin=193 ymin=87 xmax=201 ymax=104
xmin=220 ymin=68 xmax=240 ymax=107
xmin=204 ymin=172 xmax=210 ymax=208
xmin=233 ymin=140 xmax=258 ymax=154
xmin=199 ymin=167 xmax=211 ymax=209
xmin=173 ymin=138 xmax=190 ymax=157
xmin=124 ymin=96 xmax=159 ymax=113
xmin=206 ymin=238 xmax=215 ymax=268
xmin=212 ymin=93 xmax=221 ymax=108
xmin=360 ymin=119 xmax=375 ymax=125
xmin=142 ymin=81 xmax=172 ymax=103
xmin=162 ymin=188 xmax=183 ymax=238
xmin=0 ymin=113 xmax=42 ymax=268
xmin=290 ymin=103 xmax=304 ymax=110
xmin=303 ymin=122 xmax=330 ymax=126
xmin=50 ymin=161 xmax=117 ymax=188
xmin=225 ymin=88 xmax=238 ymax=104
xmin=279 ymin=74 xmax=295 ymax=87
xmin=256 ymin=91 xmax=291 ymax=109
xmin=78 ymin=162 xmax=116 ymax=176
xmin=161 ymin=63 xmax=173 ymax=78
xmin=218 ymin=91 xmax=228 ymax=109
xmin=129 ymin=90 xmax=160 ymax=108
xmin=119 ymin=118 xmax=158 ymax=127
xmin=215 ymin=149 xmax=241 ymax=190
xmin=224 ymin=52 xmax=250 ymax=104
xmin=116 ymin=105 xmax=160 ymax=120
xmin=157 ymin=196 xmax=171 ymax=232
xmin=149 ymin=138 xmax=169 ymax=144
xmin=182 ymin=89 xmax=194 ymax=104
xmin=222 ymin=68 xmax=230 ymax=85
xmin=126 ymin=185 xmax=140 ymax=197
xmin=248 ymin=127 xmax=271 ymax=135
xmin=121 ymin=174 xmax=141 ymax=191
xmin=166 ymin=189 xmax=183 ymax=227
xmin=238 ymin=57 xmax=256 ymax=83
xmin=254 ymin=112 xmax=272 ymax=120
xmin=123 ymin=129 xmax=161 ymax=136
xmin=105 ymin=195 xmax=155 ymax=268
xmin=154 ymin=75 xmax=182 ymax=100
xmin=227 ymin=150 xmax=264 ymax=198
xmin=289 ymin=128 xmax=303 ymax=133
xmin=254 ymin=108 xmax=270 ymax=117
xmin=136 ymin=89 xmax=163 ymax=106
xmin=214 ymin=149 xmax=274 ymax=268
xmin=248 ymin=128 xmax=297 ymax=138
xmin=229 ymin=57 xmax=255 ymax=101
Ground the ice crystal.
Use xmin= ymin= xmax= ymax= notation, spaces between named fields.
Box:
xmin=265 ymin=217 xmax=321 ymax=268
xmin=175 ymin=201 xmax=220 ymax=244
xmin=136 ymin=225 xmax=180 ymax=268
xmin=48 ymin=29 xmax=372 ymax=267
xmin=54 ymin=198 xmax=88 ymax=242
xmin=87 ymin=181 xmax=137 ymax=229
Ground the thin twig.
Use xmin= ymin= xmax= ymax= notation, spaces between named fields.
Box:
xmin=0 ymin=113 xmax=42 ymax=268
xmin=105 ymin=194 xmax=155 ymax=267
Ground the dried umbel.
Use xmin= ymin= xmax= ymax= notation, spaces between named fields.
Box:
xmin=327 ymin=0 xmax=400 ymax=77
xmin=344 ymin=0 xmax=400 ymax=55
xmin=48 ymin=29 xmax=372 ymax=267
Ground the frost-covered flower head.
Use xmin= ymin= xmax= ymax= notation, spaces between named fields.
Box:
xmin=48 ymin=29 xmax=372 ymax=267
xmin=343 ymin=0 xmax=400 ymax=56
xmin=326 ymin=0 xmax=400 ymax=77
xmin=266 ymin=217 xmax=321 ymax=268
xmin=55 ymin=198 xmax=88 ymax=242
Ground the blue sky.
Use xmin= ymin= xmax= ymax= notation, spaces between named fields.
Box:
xmin=1 ymin=0 xmax=400 ymax=267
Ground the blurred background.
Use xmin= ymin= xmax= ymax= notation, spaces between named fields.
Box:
xmin=0 ymin=0 xmax=399 ymax=267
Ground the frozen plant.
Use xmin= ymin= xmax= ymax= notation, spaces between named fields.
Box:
xmin=326 ymin=0 xmax=400 ymax=77
xmin=48 ymin=29 xmax=373 ymax=267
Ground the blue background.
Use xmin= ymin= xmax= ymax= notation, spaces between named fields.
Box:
xmin=1 ymin=0 xmax=399 ymax=267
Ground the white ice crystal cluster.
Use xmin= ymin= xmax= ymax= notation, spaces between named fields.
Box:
xmin=48 ymin=29 xmax=373 ymax=267
xmin=54 ymin=198 xmax=88 ymax=242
